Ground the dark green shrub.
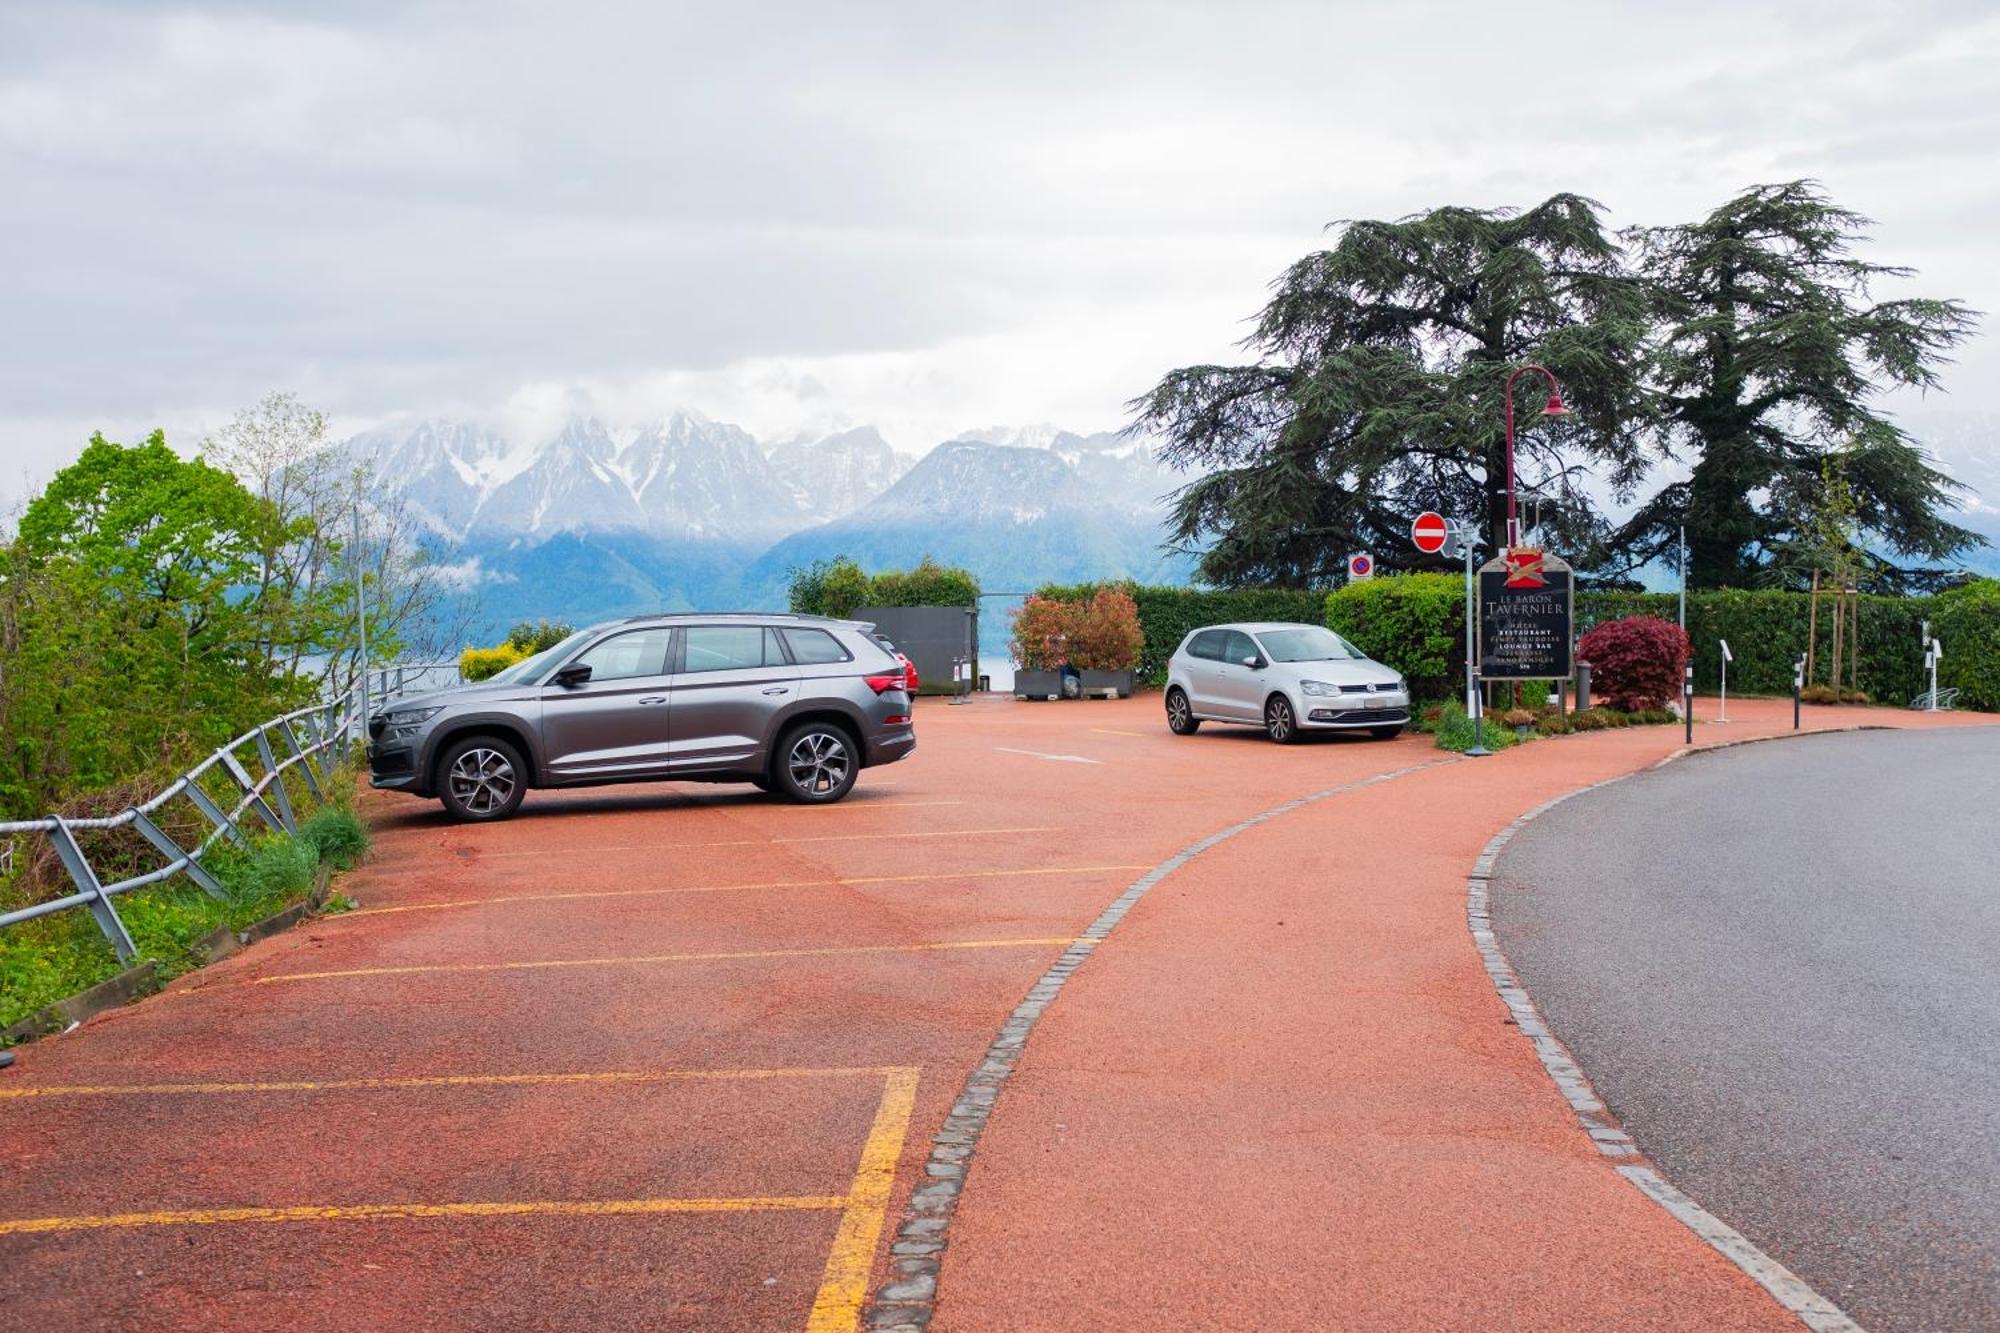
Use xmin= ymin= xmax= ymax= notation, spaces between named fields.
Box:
xmin=1571 ymin=709 xmax=1609 ymax=731
xmin=298 ymin=807 xmax=369 ymax=871
xmin=1934 ymin=578 xmax=2000 ymax=710
xmin=866 ymin=556 xmax=980 ymax=608
xmin=1324 ymin=573 xmax=1462 ymax=700
xmin=505 ymin=619 xmax=575 ymax=654
xmin=1535 ymin=713 xmax=1573 ymax=736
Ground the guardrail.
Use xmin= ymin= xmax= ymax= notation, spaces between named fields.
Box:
xmin=0 ymin=660 xmax=461 ymax=964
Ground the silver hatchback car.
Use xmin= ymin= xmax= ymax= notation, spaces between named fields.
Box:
xmin=1164 ymin=622 xmax=1409 ymax=743
xmin=368 ymin=613 xmax=916 ymax=820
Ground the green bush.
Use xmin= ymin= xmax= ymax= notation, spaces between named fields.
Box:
xmin=505 ymin=620 xmax=575 ymax=654
xmin=1933 ymin=578 xmax=2000 ymax=710
xmin=791 ymin=556 xmax=980 ymax=618
xmin=1324 ymin=573 xmax=1464 ymax=701
xmin=298 ymin=807 xmax=369 ymax=871
xmin=230 ymin=835 xmax=320 ymax=901
xmin=1037 ymin=582 xmax=1327 ymax=685
xmin=1432 ymin=700 xmax=1518 ymax=752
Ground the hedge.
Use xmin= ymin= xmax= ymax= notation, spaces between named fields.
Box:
xmin=1033 ymin=582 xmax=1326 ymax=685
xmin=1325 ymin=573 xmax=1464 ymax=700
xmin=1029 ymin=577 xmax=1998 ymax=708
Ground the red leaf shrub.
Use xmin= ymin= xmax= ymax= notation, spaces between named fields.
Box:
xmin=1068 ymin=587 xmax=1144 ymax=671
xmin=1009 ymin=595 xmax=1076 ymax=670
xmin=1577 ymin=615 xmax=1690 ymax=710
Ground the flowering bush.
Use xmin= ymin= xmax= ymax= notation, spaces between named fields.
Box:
xmin=1009 ymin=595 xmax=1076 ymax=670
xmin=1577 ymin=615 xmax=1690 ymax=710
xmin=1068 ymin=587 xmax=1144 ymax=671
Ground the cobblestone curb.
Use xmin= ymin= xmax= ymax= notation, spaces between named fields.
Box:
xmin=1469 ymin=731 xmax=1868 ymax=1333
xmin=864 ymin=756 xmax=1457 ymax=1330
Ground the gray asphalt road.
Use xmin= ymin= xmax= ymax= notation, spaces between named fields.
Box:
xmin=1492 ymin=727 xmax=2000 ymax=1332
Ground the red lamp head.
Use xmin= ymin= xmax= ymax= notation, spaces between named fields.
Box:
xmin=1542 ymin=391 xmax=1569 ymax=417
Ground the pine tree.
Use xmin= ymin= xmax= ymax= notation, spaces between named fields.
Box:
xmin=1131 ymin=195 xmax=1651 ymax=585
xmin=1617 ymin=181 xmax=1979 ymax=589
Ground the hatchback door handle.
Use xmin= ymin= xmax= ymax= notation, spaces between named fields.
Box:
xmin=762 ymin=686 xmax=790 ymax=696
xmin=638 ymin=696 xmax=667 ymax=705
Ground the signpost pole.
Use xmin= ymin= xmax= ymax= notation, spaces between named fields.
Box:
xmin=1462 ymin=534 xmax=1488 ymax=757
xmin=1929 ymin=638 xmax=1942 ymax=711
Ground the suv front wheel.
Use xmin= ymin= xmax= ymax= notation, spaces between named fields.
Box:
xmin=437 ymin=734 xmax=528 ymax=822
xmin=773 ymin=721 xmax=859 ymax=804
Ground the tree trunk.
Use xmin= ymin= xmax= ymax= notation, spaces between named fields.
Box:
xmin=1828 ymin=583 xmax=1844 ymax=695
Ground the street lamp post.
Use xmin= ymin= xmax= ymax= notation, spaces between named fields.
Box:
xmin=1502 ymin=364 xmax=1568 ymax=548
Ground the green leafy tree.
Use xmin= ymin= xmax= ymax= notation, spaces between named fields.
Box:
xmin=1133 ymin=194 xmax=1651 ymax=584
xmin=1617 ymin=181 xmax=1979 ymax=588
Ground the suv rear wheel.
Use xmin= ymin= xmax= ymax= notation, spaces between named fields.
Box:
xmin=437 ymin=735 xmax=528 ymax=822
xmin=773 ymin=721 xmax=859 ymax=804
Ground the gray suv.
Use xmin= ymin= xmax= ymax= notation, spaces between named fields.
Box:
xmin=367 ymin=614 xmax=916 ymax=821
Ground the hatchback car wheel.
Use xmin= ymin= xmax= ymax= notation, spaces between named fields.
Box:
xmin=1264 ymin=695 xmax=1300 ymax=745
xmin=437 ymin=735 xmax=527 ymax=822
xmin=1165 ymin=687 xmax=1201 ymax=735
xmin=774 ymin=722 xmax=858 ymax=804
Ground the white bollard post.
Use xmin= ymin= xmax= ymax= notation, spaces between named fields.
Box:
xmin=1717 ymin=638 xmax=1732 ymax=723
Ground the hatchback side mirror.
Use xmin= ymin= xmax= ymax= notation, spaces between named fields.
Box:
xmin=1242 ymin=655 xmax=1266 ymax=670
xmin=552 ymin=663 xmax=592 ymax=688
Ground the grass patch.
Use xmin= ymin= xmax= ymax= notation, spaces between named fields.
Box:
xmin=1432 ymin=700 xmax=1520 ymax=753
xmin=0 ymin=805 xmax=370 ymax=1036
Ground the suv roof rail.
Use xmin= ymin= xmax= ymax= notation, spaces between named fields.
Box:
xmin=614 ymin=610 xmax=862 ymax=626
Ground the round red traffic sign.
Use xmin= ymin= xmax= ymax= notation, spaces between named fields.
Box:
xmin=1411 ymin=511 xmax=1450 ymax=554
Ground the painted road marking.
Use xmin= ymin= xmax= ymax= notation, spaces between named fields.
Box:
xmin=0 ymin=1065 xmax=902 ymax=1101
xmin=468 ymin=825 xmax=1059 ymax=860
xmin=994 ymin=746 xmax=1102 ymax=765
xmin=1089 ymin=728 xmax=1147 ymax=737
xmin=0 ymin=1195 xmax=848 ymax=1237
xmin=347 ymin=865 xmax=1147 ymax=918
xmin=807 ymin=1066 xmax=920 ymax=1330
xmin=257 ymin=937 xmax=1079 ymax=985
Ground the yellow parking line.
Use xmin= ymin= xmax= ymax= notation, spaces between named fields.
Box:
xmin=0 ymin=1066 xmax=897 ymax=1101
xmin=347 ymin=864 xmax=1146 ymax=918
xmin=466 ymin=825 xmax=1057 ymax=860
xmin=809 ymin=1067 xmax=920 ymax=1331
xmin=1089 ymin=727 xmax=1147 ymax=737
xmin=0 ymin=1194 xmax=847 ymax=1237
xmin=258 ymin=937 xmax=1079 ymax=985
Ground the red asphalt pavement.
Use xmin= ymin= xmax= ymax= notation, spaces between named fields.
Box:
xmin=2 ymin=695 xmax=1991 ymax=1329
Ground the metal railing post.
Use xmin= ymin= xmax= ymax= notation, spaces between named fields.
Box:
xmin=50 ymin=819 xmax=137 ymax=963
xmin=281 ymin=718 xmax=323 ymax=801
xmin=253 ymin=730 xmax=297 ymax=831
xmin=185 ymin=771 xmax=251 ymax=850
xmin=130 ymin=810 xmax=229 ymax=901
xmin=220 ymin=750 xmax=288 ymax=835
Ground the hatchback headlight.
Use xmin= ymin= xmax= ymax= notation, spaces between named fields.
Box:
xmin=1395 ymin=677 xmax=1407 ymax=694
xmin=1300 ymin=680 xmax=1336 ymax=696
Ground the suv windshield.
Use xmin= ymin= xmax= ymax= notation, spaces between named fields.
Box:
xmin=1256 ymin=627 xmax=1361 ymax=663
xmin=486 ymin=630 xmax=593 ymax=685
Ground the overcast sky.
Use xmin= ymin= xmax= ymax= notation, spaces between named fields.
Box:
xmin=3 ymin=0 xmax=1997 ymax=507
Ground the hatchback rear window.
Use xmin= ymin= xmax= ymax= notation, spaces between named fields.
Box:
xmin=783 ymin=628 xmax=853 ymax=665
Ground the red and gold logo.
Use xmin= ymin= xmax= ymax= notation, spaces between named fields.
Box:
xmin=1505 ymin=547 xmax=1547 ymax=588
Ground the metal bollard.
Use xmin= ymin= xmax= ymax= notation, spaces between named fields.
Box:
xmin=1574 ymin=661 xmax=1591 ymax=713
xmin=1683 ymin=663 xmax=1694 ymax=744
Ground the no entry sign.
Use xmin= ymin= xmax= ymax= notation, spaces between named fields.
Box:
xmin=1411 ymin=511 xmax=1450 ymax=555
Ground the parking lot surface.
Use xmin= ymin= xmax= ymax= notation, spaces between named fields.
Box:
xmin=1 ymin=695 xmax=1992 ymax=1329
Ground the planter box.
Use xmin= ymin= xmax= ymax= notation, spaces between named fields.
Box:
xmin=1078 ymin=669 xmax=1136 ymax=699
xmin=1013 ymin=669 xmax=1063 ymax=701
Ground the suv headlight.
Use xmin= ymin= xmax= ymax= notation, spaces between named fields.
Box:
xmin=382 ymin=705 xmax=444 ymax=738
xmin=1300 ymin=680 xmax=1336 ymax=696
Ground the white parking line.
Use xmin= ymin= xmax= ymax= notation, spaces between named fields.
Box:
xmin=993 ymin=746 xmax=1102 ymax=765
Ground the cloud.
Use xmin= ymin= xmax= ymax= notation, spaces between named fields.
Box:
xmin=2 ymin=0 xmax=1997 ymax=506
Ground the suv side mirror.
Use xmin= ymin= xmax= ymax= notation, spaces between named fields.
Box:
xmin=552 ymin=663 xmax=593 ymax=688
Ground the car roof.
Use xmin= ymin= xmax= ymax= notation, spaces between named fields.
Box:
xmin=605 ymin=611 xmax=874 ymax=631
xmin=1188 ymin=621 xmax=1329 ymax=635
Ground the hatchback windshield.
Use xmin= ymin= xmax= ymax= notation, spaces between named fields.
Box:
xmin=1256 ymin=627 xmax=1361 ymax=663
xmin=486 ymin=630 xmax=593 ymax=685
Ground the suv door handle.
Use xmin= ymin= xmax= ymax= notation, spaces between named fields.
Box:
xmin=637 ymin=696 xmax=667 ymax=705
xmin=762 ymin=686 xmax=790 ymax=696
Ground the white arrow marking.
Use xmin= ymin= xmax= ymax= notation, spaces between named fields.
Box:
xmin=994 ymin=746 xmax=1102 ymax=765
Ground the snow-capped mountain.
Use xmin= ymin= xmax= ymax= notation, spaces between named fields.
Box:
xmin=343 ymin=411 xmax=1186 ymax=639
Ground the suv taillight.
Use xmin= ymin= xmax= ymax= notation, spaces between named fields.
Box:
xmin=864 ymin=673 xmax=906 ymax=695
